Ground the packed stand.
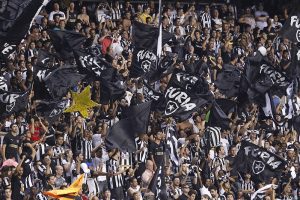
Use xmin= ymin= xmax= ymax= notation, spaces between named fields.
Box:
xmin=0 ymin=0 xmax=299 ymax=200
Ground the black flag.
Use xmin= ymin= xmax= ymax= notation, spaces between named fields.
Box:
xmin=33 ymin=65 xmax=56 ymax=100
xmin=44 ymin=66 xmax=86 ymax=99
xmin=207 ymin=101 xmax=230 ymax=129
xmin=99 ymin=68 xmax=125 ymax=104
xmin=0 ymin=0 xmax=49 ymax=62
xmin=0 ymin=85 xmax=31 ymax=115
xmin=215 ymin=66 xmax=241 ymax=97
xmin=47 ymin=29 xmax=85 ymax=60
xmin=278 ymin=6 xmax=300 ymax=43
xmin=132 ymin=21 xmax=173 ymax=53
xmin=36 ymin=99 xmax=69 ymax=124
xmin=149 ymin=159 xmax=167 ymax=200
xmin=164 ymin=69 xmax=212 ymax=122
xmin=105 ymin=101 xmax=152 ymax=152
xmin=232 ymin=141 xmax=287 ymax=183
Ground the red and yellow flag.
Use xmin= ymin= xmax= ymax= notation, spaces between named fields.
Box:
xmin=44 ymin=174 xmax=84 ymax=200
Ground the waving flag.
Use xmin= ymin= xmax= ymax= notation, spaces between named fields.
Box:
xmin=233 ymin=141 xmax=287 ymax=183
xmin=106 ymin=101 xmax=152 ymax=152
xmin=164 ymin=69 xmax=212 ymax=122
xmin=0 ymin=0 xmax=51 ymax=62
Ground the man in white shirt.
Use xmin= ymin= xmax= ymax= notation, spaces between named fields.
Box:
xmin=48 ymin=3 xmax=66 ymax=24
xmin=254 ymin=3 xmax=269 ymax=30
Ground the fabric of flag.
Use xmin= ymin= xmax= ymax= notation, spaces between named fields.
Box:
xmin=215 ymin=98 xmax=236 ymax=115
xmin=74 ymin=49 xmax=108 ymax=77
xmin=44 ymin=174 xmax=84 ymax=200
xmin=130 ymin=48 xmax=158 ymax=78
xmin=33 ymin=65 xmax=55 ymax=100
xmin=0 ymin=75 xmax=9 ymax=91
xmin=36 ymin=99 xmax=69 ymax=124
xmin=278 ymin=6 xmax=300 ymax=43
xmin=47 ymin=29 xmax=86 ymax=60
xmin=0 ymin=0 xmax=50 ymax=61
xmin=132 ymin=21 xmax=174 ymax=53
xmin=44 ymin=66 xmax=86 ymax=99
xmin=36 ymin=49 xmax=58 ymax=67
xmin=149 ymin=159 xmax=168 ymax=200
xmin=165 ymin=124 xmax=179 ymax=167
xmin=215 ymin=66 xmax=241 ymax=97
xmin=207 ymin=101 xmax=230 ymax=129
xmin=105 ymin=101 xmax=152 ymax=152
xmin=232 ymin=141 xmax=287 ymax=183
xmin=164 ymin=69 xmax=212 ymax=122
xmin=250 ymin=184 xmax=277 ymax=200
xmin=99 ymin=67 xmax=125 ymax=104
xmin=142 ymin=81 xmax=165 ymax=111
xmin=64 ymin=86 xmax=99 ymax=118
xmin=0 ymin=84 xmax=31 ymax=115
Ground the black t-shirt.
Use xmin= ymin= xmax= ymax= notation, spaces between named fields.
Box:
xmin=148 ymin=141 xmax=164 ymax=165
xmin=3 ymin=132 xmax=20 ymax=160
xmin=11 ymin=174 xmax=23 ymax=200
xmin=192 ymin=39 xmax=203 ymax=56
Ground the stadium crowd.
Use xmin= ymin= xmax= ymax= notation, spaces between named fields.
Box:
xmin=0 ymin=0 xmax=300 ymax=200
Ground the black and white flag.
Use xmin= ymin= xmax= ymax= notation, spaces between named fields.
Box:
xmin=142 ymin=81 xmax=165 ymax=111
xmin=164 ymin=69 xmax=211 ymax=122
xmin=0 ymin=0 xmax=50 ymax=62
xmin=278 ymin=6 xmax=300 ymax=43
xmin=149 ymin=159 xmax=167 ymax=200
xmin=74 ymin=49 xmax=107 ymax=77
xmin=232 ymin=141 xmax=287 ymax=183
xmin=130 ymin=49 xmax=158 ymax=78
xmin=0 ymin=76 xmax=9 ymax=91
xmin=0 ymin=85 xmax=31 ymax=114
xmin=33 ymin=65 xmax=56 ymax=100
xmin=36 ymin=49 xmax=58 ymax=68
xmin=251 ymin=184 xmax=277 ymax=200
xmin=36 ymin=99 xmax=69 ymax=124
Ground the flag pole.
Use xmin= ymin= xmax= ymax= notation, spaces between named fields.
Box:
xmin=156 ymin=0 xmax=163 ymax=65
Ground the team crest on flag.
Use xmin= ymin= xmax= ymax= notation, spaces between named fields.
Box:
xmin=252 ymin=160 xmax=265 ymax=175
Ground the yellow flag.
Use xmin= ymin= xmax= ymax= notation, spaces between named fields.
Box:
xmin=64 ymin=86 xmax=99 ymax=118
xmin=44 ymin=174 xmax=84 ymax=200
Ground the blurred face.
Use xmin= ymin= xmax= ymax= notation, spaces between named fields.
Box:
xmin=4 ymin=189 xmax=11 ymax=198
xmin=57 ymin=136 xmax=64 ymax=145
xmin=210 ymin=189 xmax=217 ymax=197
xmin=182 ymin=185 xmax=190 ymax=193
xmin=48 ymin=176 xmax=56 ymax=185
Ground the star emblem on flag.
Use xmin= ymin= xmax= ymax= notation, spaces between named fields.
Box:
xmin=64 ymin=86 xmax=99 ymax=118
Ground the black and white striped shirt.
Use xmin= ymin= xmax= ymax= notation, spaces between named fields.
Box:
xmin=81 ymin=139 xmax=93 ymax=161
xmin=201 ymin=12 xmax=211 ymax=29
xmin=106 ymin=158 xmax=124 ymax=189
xmin=36 ymin=143 xmax=49 ymax=161
xmin=205 ymin=127 xmax=221 ymax=148
xmin=87 ymin=178 xmax=101 ymax=197
xmin=241 ymin=180 xmax=254 ymax=192
xmin=52 ymin=145 xmax=64 ymax=165
xmin=134 ymin=137 xmax=148 ymax=163
xmin=36 ymin=192 xmax=48 ymax=200
xmin=120 ymin=152 xmax=133 ymax=167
